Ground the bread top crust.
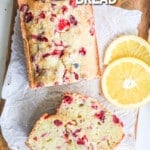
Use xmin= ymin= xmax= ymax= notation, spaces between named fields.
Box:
xmin=18 ymin=0 xmax=100 ymax=88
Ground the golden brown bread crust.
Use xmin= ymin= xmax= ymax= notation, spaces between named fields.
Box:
xmin=17 ymin=0 xmax=101 ymax=88
xmin=18 ymin=0 xmax=34 ymax=88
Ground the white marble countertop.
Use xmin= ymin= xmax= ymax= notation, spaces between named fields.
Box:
xmin=0 ymin=1 xmax=150 ymax=149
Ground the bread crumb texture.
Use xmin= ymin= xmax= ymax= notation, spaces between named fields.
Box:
xmin=27 ymin=93 xmax=124 ymax=150
xmin=18 ymin=0 xmax=100 ymax=88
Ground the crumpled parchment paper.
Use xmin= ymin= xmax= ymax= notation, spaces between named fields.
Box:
xmin=1 ymin=5 xmax=142 ymax=150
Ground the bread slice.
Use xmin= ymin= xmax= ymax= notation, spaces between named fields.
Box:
xmin=26 ymin=93 xmax=124 ymax=149
xmin=58 ymin=93 xmax=124 ymax=149
xmin=26 ymin=114 xmax=93 ymax=150
xmin=17 ymin=0 xmax=100 ymax=88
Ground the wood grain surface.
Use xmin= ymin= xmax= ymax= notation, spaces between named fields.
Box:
xmin=116 ymin=0 xmax=150 ymax=39
xmin=0 ymin=0 xmax=150 ymax=149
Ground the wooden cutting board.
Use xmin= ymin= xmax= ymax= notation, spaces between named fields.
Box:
xmin=0 ymin=0 xmax=150 ymax=149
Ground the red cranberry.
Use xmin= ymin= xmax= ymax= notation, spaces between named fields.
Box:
xmin=53 ymin=40 xmax=63 ymax=47
xmin=30 ymin=55 xmax=35 ymax=62
xmin=70 ymin=15 xmax=78 ymax=26
xmin=77 ymin=135 xmax=87 ymax=145
xmin=51 ymin=3 xmax=56 ymax=9
xmin=51 ymin=50 xmax=64 ymax=58
xmin=112 ymin=115 xmax=120 ymax=124
xmin=79 ymin=47 xmax=86 ymax=56
xmin=42 ymin=53 xmax=50 ymax=58
xmin=67 ymin=121 xmax=73 ymax=125
xmin=90 ymin=27 xmax=95 ymax=36
xmin=63 ymin=95 xmax=73 ymax=104
xmin=54 ymin=119 xmax=63 ymax=126
xmin=64 ymin=133 xmax=69 ymax=139
xmin=95 ymin=110 xmax=105 ymax=122
xmin=24 ymin=12 xmax=34 ymax=23
xmin=41 ymin=133 xmax=47 ymax=137
xmin=31 ymin=35 xmax=48 ymax=42
xmin=37 ymin=36 xmax=48 ymax=42
xmin=50 ymin=13 xmax=56 ymax=22
xmin=42 ymin=50 xmax=64 ymax=58
xmin=20 ymin=4 xmax=29 ymax=13
xmin=74 ymin=72 xmax=79 ymax=80
xmin=39 ymin=11 xmax=45 ymax=19
xmin=57 ymin=19 xmax=70 ymax=32
xmin=62 ymin=5 xmax=68 ymax=14
xmin=69 ymin=0 xmax=77 ymax=8
xmin=35 ymin=65 xmax=40 ymax=74
xmin=72 ymin=129 xmax=81 ymax=137
xmin=91 ymin=104 xmax=98 ymax=110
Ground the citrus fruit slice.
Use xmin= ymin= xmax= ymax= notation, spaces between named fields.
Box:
xmin=104 ymin=35 xmax=150 ymax=65
xmin=101 ymin=57 xmax=150 ymax=108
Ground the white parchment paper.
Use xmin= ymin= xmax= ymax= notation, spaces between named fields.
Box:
xmin=1 ymin=5 xmax=142 ymax=150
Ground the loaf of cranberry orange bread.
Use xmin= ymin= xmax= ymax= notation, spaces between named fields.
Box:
xmin=17 ymin=0 xmax=100 ymax=88
xmin=26 ymin=114 xmax=93 ymax=150
xmin=58 ymin=93 xmax=124 ymax=149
